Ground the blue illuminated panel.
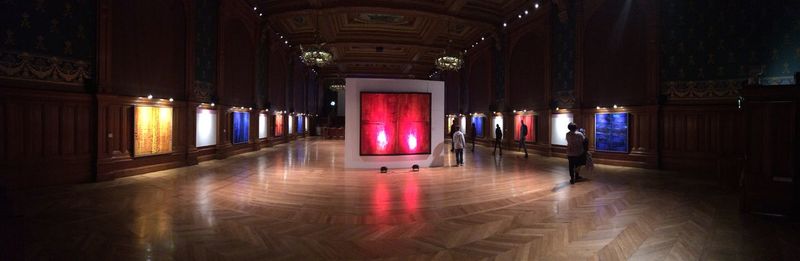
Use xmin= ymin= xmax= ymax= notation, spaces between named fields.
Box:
xmin=594 ymin=113 xmax=628 ymax=153
xmin=232 ymin=112 xmax=249 ymax=144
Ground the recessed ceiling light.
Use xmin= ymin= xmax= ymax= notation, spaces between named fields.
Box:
xmin=535 ymin=3 xmax=540 ymax=9
xmin=524 ymin=10 xmax=529 ymax=15
xmin=518 ymin=14 xmax=522 ymax=18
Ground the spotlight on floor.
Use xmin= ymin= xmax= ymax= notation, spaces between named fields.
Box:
xmin=380 ymin=166 xmax=388 ymax=173
xmin=412 ymin=164 xmax=420 ymax=172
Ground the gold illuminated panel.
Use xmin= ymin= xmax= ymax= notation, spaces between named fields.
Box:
xmin=134 ymin=106 xmax=173 ymax=156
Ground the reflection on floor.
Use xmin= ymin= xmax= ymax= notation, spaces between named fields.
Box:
xmin=3 ymin=138 xmax=800 ymax=260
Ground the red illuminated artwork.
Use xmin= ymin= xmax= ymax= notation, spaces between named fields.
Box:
xmin=514 ymin=114 xmax=535 ymax=142
xmin=360 ymin=92 xmax=431 ymax=155
xmin=274 ymin=114 xmax=284 ymax=137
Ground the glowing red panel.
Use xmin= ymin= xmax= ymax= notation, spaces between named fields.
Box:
xmin=514 ymin=114 xmax=535 ymax=142
xmin=274 ymin=114 xmax=284 ymax=137
xmin=360 ymin=92 xmax=431 ymax=156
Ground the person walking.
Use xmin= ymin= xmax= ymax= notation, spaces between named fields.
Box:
xmin=566 ymin=122 xmax=587 ymax=184
xmin=493 ymin=124 xmax=503 ymax=155
xmin=470 ymin=123 xmax=477 ymax=152
xmin=519 ymin=120 xmax=529 ymax=158
xmin=453 ymin=128 xmax=466 ymax=166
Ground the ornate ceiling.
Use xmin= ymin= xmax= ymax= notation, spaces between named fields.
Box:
xmin=259 ymin=0 xmax=535 ymax=79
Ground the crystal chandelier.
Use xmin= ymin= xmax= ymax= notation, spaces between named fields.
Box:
xmin=435 ymin=25 xmax=463 ymax=71
xmin=300 ymin=44 xmax=333 ymax=67
xmin=300 ymin=13 xmax=333 ymax=67
xmin=435 ymin=52 xmax=464 ymax=71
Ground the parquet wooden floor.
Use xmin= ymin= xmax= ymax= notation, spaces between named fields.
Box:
xmin=3 ymin=138 xmax=800 ymax=260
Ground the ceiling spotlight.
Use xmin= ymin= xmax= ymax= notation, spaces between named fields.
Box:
xmin=503 ymin=22 xmax=508 ymax=27
xmin=613 ymin=104 xmax=618 ymax=109
xmin=518 ymin=14 xmax=522 ymax=18
xmin=535 ymin=3 xmax=540 ymax=9
xmin=168 ymin=98 xmax=174 ymax=102
xmin=147 ymin=94 xmax=153 ymax=99
xmin=481 ymin=37 xmax=485 ymax=41
xmin=555 ymin=107 xmax=560 ymax=111
xmin=280 ymin=35 xmax=284 ymax=39
xmin=284 ymin=40 xmax=288 ymax=44
xmin=525 ymin=10 xmax=529 ymax=15
xmin=596 ymin=106 xmax=601 ymax=110
xmin=211 ymin=103 xmax=215 ymax=107
xmin=259 ymin=13 xmax=263 ymax=17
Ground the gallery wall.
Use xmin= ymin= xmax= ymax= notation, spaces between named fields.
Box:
xmin=0 ymin=0 xmax=321 ymax=188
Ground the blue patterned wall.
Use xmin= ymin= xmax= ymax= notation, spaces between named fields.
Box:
xmin=194 ymin=0 xmax=218 ymax=101
xmin=551 ymin=1 xmax=576 ymax=108
xmin=0 ymin=0 xmax=95 ymax=86
xmin=232 ymin=111 xmax=250 ymax=144
xmin=661 ymin=0 xmax=800 ymax=100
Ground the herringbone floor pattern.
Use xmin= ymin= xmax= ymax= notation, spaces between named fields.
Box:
xmin=3 ymin=139 xmax=800 ymax=260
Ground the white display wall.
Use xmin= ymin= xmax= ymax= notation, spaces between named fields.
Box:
xmin=344 ymin=78 xmax=445 ymax=169
xmin=459 ymin=116 xmax=466 ymax=134
xmin=551 ymin=113 xmax=574 ymax=146
xmin=196 ymin=108 xmax=218 ymax=147
xmin=258 ymin=113 xmax=268 ymax=139
xmin=492 ymin=115 xmax=504 ymax=139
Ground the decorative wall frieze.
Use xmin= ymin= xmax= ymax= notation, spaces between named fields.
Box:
xmin=662 ymin=79 xmax=743 ymax=100
xmin=0 ymin=51 xmax=91 ymax=85
xmin=193 ymin=80 xmax=214 ymax=102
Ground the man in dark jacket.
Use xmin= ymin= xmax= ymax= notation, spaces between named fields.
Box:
xmin=493 ymin=124 xmax=503 ymax=155
xmin=519 ymin=120 xmax=528 ymax=158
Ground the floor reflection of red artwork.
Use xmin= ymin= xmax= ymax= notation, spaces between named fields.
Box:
xmin=360 ymin=92 xmax=431 ymax=155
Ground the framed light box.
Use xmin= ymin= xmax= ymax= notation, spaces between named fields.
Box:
xmin=297 ymin=115 xmax=304 ymax=134
xmin=471 ymin=116 xmax=485 ymax=138
xmin=232 ymin=111 xmax=249 ymax=144
xmin=274 ymin=114 xmax=284 ymax=137
xmin=492 ymin=116 xmax=504 ymax=139
xmin=514 ymin=114 xmax=535 ymax=142
xmin=258 ymin=113 xmax=268 ymax=139
xmin=550 ymin=113 xmax=574 ymax=146
xmin=134 ymin=106 xmax=173 ymax=156
xmin=360 ymin=92 xmax=431 ymax=156
xmin=594 ymin=112 xmax=629 ymax=153
xmin=196 ymin=108 xmax=218 ymax=147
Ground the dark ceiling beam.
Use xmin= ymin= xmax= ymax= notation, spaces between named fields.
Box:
xmin=266 ymin=6 xmax=498 ymax=29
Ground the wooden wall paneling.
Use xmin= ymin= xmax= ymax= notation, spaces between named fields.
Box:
xmin=107 ymin=0 xmax=188 ymax=98
xmin=507 ymin=14 xmax=550 ymax=111
xmin=0 ymin=88 xmax=93 ymax=188
xmin=96 ymin=96 xmax=190 ymax=181
xmin=466 ymin=44 xmax=493 ymax=113
xmin=660 ymin=105 xmax=745 ymax=186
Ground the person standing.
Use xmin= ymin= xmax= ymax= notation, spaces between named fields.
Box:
xmin=519 ymin=120 xmax=529 ymax=158
xmin=449 ymin=119 xmax=458 ymax=152
xmin=493 ymin=124 xmax=503 ymax=155
xmin=453 ymin=128 xmax=466 ymax=166
xmin=566 ymin=122 xmax=587 ymax=184
xmin=470 ymin=123 xmax=477 ymax=152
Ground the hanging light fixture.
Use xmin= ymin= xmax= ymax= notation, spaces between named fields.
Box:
xmin=435 ymin=21 xmax=464 ymax=71
xmin=300 ymin=12 xmax=333 ymax=67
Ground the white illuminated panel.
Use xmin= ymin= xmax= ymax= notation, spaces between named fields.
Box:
xmin=493 ymin=116 xmax=504 ymax=139
xmin=459 ymin=116 xmax=466 ymax=134
xmin=550 ymin=113 xmax=574 ymax=146
xmin=304 ymin=116 xmax=309 ymax=133
xmin=196 ymin=108 xmax=218 ymax=147
xmin=258 ymin=113 xmax=268 ymax=139
xmin=288 ymin=116 xmax=294 ymax=134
